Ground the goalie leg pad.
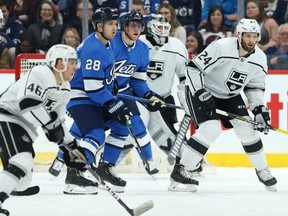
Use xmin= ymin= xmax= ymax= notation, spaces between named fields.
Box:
xmin=148 ymin=111 xmax=176 ymax=155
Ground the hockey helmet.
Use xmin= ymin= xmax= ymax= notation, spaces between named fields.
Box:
xmin=92 ymin=7 xmax=118 ymax=30
xmin=122 ymin=10 xmax=144 ymax=27
xmin=46 ymin=44 xmax=77 ymax=81
xmin=236 ymin=18 xmax=261 ymax=42
xmin=147 ymin=14 xmax=171 ymax=45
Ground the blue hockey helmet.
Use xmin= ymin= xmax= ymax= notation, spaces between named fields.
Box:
xmin=122 ymin=10 xmax=144 ymax=27
xmin=92 ymin=7 xmax=119 ymax=29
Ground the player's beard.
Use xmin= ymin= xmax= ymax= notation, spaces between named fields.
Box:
xmin=241 ymin=40 xmax=256 ymax=53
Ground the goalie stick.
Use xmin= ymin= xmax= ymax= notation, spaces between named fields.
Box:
xmin=125 ymin=120 xmax=159 ymax=176
xmin=60 ymin=143 xmax=154 ymax=216
xmin=167 ymin=114 xmax=191 ymax=165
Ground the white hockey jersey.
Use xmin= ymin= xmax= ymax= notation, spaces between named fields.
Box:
xmin=0 ymin=65 xmax=70 ymax=140
xmin=139 ymin=35 xmax=188 ymax=97
xmin=186 ymin=37 xmax=268 ymax=107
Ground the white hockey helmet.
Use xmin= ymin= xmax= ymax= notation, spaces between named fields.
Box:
xmin=46 ymin=44 xmax=77 ymax=81
xmin=0 ymin=9 xmax=5 ymax=30
xmin=147 ymin=14 xmax=171 ymax=45
xmin=236 ymin=18 xmax=261 ymax=42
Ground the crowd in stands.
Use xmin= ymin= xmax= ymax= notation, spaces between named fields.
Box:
xmin=0 ymin=0 xmax=287 ymax=70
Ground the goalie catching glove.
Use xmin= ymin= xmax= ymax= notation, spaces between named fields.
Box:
xmin=60 ymin=138 xmax=98 ymax=171
xmin=194 ymin=88 xmax=216 ymax=115
xmin=42 ymin=111 xmax=64 ymax=143
xmin=252 ymin=105 xmax=271 ymax=135
xmin=143 ymin=91 xmax=166 ymax=112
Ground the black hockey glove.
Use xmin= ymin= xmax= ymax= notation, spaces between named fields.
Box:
xmin=107 ymin=99 xmax=133 ymax=124
xmin=143 ymin=91 xmax=166 ymax=112
xmin=42 ymin=111 xmax=64 ymax=143
xmin=60 ymin=139 xmax=95 ymax=171
xmin=252 ymin=105 xmax=271 ymax=135
xmin=194 ymin=88 xmax=216 ymax=115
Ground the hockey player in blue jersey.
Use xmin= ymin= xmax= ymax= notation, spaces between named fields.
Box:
xmin=63 ymin=7 xmax=135 ymax=193
xmin=96 ymin=10 xmax=165 ymax=179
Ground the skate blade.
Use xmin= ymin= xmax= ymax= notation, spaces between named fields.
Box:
xmin=63 ymin=184 xmax=98 ymax=195
xmin=168 ymin=182 xmax=197 ymax=192
xmin=265 ymin=185 xmax=277 ymax=192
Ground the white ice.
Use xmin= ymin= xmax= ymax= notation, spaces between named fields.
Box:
xmin=3 ymin=168 xmax=288 ymax=216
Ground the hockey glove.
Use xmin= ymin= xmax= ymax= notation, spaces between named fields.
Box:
xmin=194 ymin=88 xmax=216 ymax=115
xmin=107 ymin=99 xmax=133 ymax=124
xmin=143 ymin=91 xmax=166 ymax=112
xmin=42 ymin=111 xmax=64 ymax=143
xmin=60 ymin=139 xmax=96 ymax=171
xmin=252 ymin=105 xmax=271 ymax=135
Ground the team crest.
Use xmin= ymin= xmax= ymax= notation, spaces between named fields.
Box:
xmin=147 ymin=60 xmax=164 ymax=81
xmin=225 ymin=70 xmax=247 ymax=92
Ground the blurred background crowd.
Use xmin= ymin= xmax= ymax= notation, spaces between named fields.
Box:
xmin=0 ymin=0 xmax=287 ymax=70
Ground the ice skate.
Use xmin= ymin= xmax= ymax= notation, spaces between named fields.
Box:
xmin=63 ymin=168 xmax=98 ymax=195
xmin=187 ymin=159 xmax=203 ymax=178
xmin=48 ymin=157 xmax=64 ymax=177
xmin=256 ymin=168 xmax=277 ymax=192
xmin=0 ymin=208 xmax=9 ymax=216
xmin=168 ymin=164 xmax=199 ymax=192
xmin=96 ymin=162 xmax=126 ymax=193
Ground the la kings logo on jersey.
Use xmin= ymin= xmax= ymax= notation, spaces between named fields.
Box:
xmin=225 ymin=70 xmax=247 ymax=92
xmin=114 ymin=60 xmax=136 ymax=76
xmin=147 ymin=60 xmax=164 ymax=81
xmin=44 ymin=98 xmax=57 ymax=111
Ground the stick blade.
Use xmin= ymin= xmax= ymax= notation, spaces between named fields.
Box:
xmin=132 ymin=200 xmax=154 ymax=216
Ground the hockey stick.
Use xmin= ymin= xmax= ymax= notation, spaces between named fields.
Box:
xmin=216 ymin=109 xmax=288 ymax=135
xmin=117 ymin=93 xmax=184 ymax=110
xmin=60 ymin=143 xmax=154 ymax=216
xmin=125 ymin=120 xmax=159 ymax=176
xmin=167 ymin=114 xmax=191 ymax=165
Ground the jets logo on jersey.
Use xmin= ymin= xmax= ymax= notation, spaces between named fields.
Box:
xmin=147 ymin=60 xmax=164 ymax=81
xmin=114 ymin=60 xmax=136 ymax=77
xmin=225 ymin=70 xmax=247 ymax=92
xmin=44 ymin=98 xmax=57 ymax=111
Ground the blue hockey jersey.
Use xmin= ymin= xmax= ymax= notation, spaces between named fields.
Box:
xmin=67 ymin=33 xmax=116 ymax=108
xmin=111 ymin=31 xmax=150 ymax=97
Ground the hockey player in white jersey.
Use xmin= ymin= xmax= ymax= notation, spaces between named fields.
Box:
xmin=0 ymin=44 xmax=85 ymax=215
xmin=181 ymin=18 xmax=277 ymax=192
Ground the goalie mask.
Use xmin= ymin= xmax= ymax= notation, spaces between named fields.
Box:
xmin=46 ymin=44 xmax=77 ymax=82
xmin=147 ymin=14 xmax=171 ymax=46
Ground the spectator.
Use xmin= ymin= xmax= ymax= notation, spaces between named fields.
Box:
xmin=6 ymin=0 xmax=42 ymax=28
xmin=0 ymin=0 xmax=25 ymax=48
xmin=261 ymin=0 xmax=278 ymax=17
xmin=0 ymin=10 xmax=10 ymax=68
xmin=93 ymin=0 xmax=119 ymax=10
xmin=61 ymin=27 xmax=80 ymax=49
xmin=200 ymin=5 xmax=232 ymax=47
xmin=245 ymin=0 xmax=279 ymax=52
xmin=166 ymin=0 xmax=202 ymax=33
xmin=267 ymin=23 xmax=288 ymax=69
xmin=200 ymin=0 xmax=238 ymax=31
xmin=64 ymin=0 xmax=94 ymax=41
xmin=158 ymin=2 xmax=186 ymax=45
xmin=8 ymin=30 xmax=44 ymax=68
xmin=186 ymin=31 xmax=204 ymax=60
xmin=272 ymin=0 xmax=288 ymax=25
xmin=27 ymin=0 xmax=63 ymax=52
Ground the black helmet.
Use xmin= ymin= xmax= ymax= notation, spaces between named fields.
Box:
xmin=92 ymin=7 xmax=118 ymax=29
xmin=122 ymin=10 xmax=144 ymax=27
